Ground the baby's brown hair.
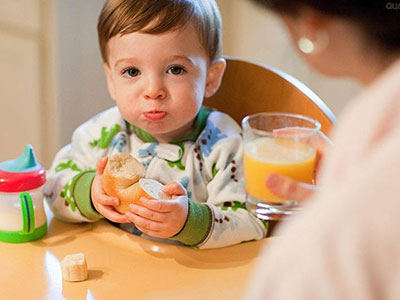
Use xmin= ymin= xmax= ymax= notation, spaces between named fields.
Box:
xmin=98 ymin=0 xmax=222 ymax=64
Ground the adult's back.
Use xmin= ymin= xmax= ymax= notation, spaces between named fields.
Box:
xmin=243 ymin=0 xmax=400 ymax=299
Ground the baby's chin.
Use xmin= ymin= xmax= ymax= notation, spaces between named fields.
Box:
xmin=133 ymin=115 xmax=195 ymax=141
xmin=141 ymin=120 xmax=171 ymax=133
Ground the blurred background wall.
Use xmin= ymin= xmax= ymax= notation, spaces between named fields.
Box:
xmin=0 ymin=0 xmax=56 ymax=167
xmin=0 ymin=0 xmax=361 ymax=168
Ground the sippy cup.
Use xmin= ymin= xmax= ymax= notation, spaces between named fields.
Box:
xmin=0 ymin=145 xmax=47 ymax=243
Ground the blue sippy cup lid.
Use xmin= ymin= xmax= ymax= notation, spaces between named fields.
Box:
xmin=0 ymin=144 xmax=46 ymax=192
xmin=0 ymin=144 xmax=40 ymax=172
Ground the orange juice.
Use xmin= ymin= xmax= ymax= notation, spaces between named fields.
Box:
xmin=244 ymin=137 xmax=316 ymax=203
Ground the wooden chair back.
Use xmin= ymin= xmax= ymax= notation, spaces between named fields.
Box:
xmin=204 ymin=57 xmax=336 ymax=135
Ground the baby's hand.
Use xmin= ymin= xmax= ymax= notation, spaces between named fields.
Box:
xmin=125 ymin=181 xmax=188 ymax=238
xmin=91 ymin=157 xmax=128 ymax=223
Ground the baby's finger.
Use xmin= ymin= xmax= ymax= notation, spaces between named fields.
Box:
xmin=96 ymin=157 xmax=108 ymax=175
xmin=126 ymin=212 xmax=163 ymax=231
xmin=139 ymin=197 xmax=175 ymax=212
xmin=162 ymin=181 xmax=186 ymax=196
xmin=92 ymin=180 xmax=119 ymax=206
xmin=96 ymin=193 xmax=119 ymax=206
xmin=134 ymin=225 xmax=166 ymax=238
xmin=94 ymin=202 xmax=128 ymax=223
xmin=128 ymin=204 xmax=167 ymax=222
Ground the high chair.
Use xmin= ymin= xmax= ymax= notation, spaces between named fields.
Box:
xmin=204 ymin=56 xmax=336 ymax=135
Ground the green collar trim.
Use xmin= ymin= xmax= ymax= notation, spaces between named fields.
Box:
xmin=133 ymin=126 xmax=157 ymax=143
xmin=132 ymin=107 xmax=213 ymax=144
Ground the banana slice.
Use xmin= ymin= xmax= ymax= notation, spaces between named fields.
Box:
xmin=61 ymin=253 xmax=88 ymax=282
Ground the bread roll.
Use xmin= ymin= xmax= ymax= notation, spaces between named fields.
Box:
xmin=103 ymin=152 xmax=145 ymax=191
xmin=103 ymin=153 xmax=170 ymax=213
xmin=61 ymin=253 xmax=88 ymax=282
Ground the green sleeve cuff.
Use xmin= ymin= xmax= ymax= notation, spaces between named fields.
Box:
xmin=72 ymin=170 xmax=103 ymax=221
xmin=170 ymin=200 xmax=212 ymax=246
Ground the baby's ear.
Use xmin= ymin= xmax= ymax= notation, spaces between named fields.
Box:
xmin=103 ymin=63 xmax=117 ymax=101
xmin=204 ymin=58 xmax=226 ymax=98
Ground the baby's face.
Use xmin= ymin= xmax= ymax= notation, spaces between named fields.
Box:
xmin=104 ymin=23 xmax=213 ymax=143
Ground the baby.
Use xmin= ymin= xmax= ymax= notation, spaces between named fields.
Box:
xmin=45 ymin=0 xmax=267 ymax=249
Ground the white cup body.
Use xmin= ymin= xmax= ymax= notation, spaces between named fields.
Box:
xmin=0 ymin=187 xmax=46 ymax=231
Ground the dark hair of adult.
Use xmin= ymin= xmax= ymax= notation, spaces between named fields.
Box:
xmin=251 ymin=0 xmax=400 ymax=52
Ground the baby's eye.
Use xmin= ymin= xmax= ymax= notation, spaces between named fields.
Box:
xmin=167 ymin=66 xmax=186 ymax=75
xmin=122 ymin=67 xmax=141 ymax=78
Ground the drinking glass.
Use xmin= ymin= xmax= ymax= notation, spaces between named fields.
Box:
xmin=242 ymin=112 xmax=321 ymax=221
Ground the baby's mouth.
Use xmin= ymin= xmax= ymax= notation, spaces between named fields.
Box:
xmin=143 ymin=110 xmax=167 ymax=121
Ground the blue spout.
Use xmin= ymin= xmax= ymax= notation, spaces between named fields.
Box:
xmin=0 ymin=144 xmax=40 ymax=172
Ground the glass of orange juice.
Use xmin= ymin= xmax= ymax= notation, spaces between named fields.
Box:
xmin=242 ymin=113 xmax=321 ymax=221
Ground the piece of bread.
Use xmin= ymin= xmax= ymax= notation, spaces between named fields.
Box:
xmin=103 ymin=153 xmax=170 ymax=213
xmin=103 ymin=152 xmax=146 ymax=192
xmin=61 ymin=253 xmax=88 ymax=282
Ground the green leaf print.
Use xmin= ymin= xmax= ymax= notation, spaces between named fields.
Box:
xmin=262 ymin=220 xmax=269 ymax=230
xmin=60 ymin=180 xmax=77 ymax=212
xmin=211 ymin=163 xmax=219 ymax=178
xmin=55 ymin=160 xmax=82 ymax=173
xmin=167 ymin=143 xmax=186 ymax=170
xmin=167 ymin=160 xmax=185 ymax=170
xmin=90 ymin=124 xmax=121 ymax=149
xmin=221 ymin=201 xmax=247 ymax=211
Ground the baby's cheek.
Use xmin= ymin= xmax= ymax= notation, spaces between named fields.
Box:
xmin=177 ymin=102 xmax=200 ymax=121
xmin=123 ymin=111 xmax=141 ymax=127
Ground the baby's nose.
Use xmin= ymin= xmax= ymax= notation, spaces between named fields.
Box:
xmin=144 ymin=77 xmax=167 ymax=100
